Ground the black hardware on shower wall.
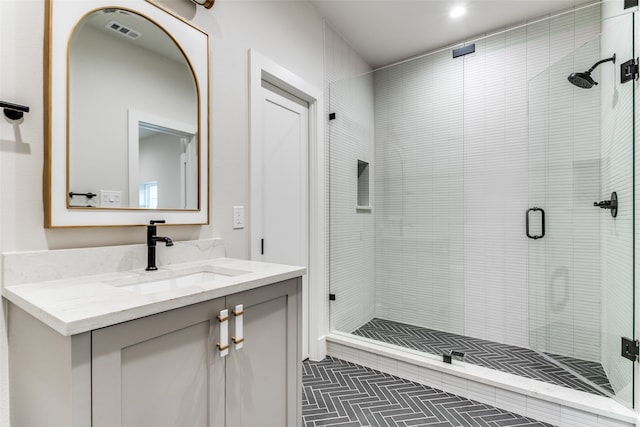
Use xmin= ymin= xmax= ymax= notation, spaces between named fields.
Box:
xmin=0 ymin=101 xmax=29 ymax=121
xmin=624 ymin=0 xmax=638 ymax=9
xmin=621 ymin=337 xmax=639 ymax=361
xmin=594 ymin=191 xmax=618 ymax=218
xmin=620 ymin=58 xmax=639 ymax=83
xmin=526 ymin=207 xmax=545 ymax=239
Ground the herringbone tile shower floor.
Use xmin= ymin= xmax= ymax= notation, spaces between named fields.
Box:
xmin=302 ymin=357 xmax=554 ymax=427
xmin=353 ymin=318 xmax=612 ymax=396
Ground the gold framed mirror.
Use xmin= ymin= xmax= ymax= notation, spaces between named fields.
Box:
xmin=44 ymin=0 xmax=209 ymax=227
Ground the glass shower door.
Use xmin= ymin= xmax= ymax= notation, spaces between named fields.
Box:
xmin=527 ymin=10 xmax=635 ymax=406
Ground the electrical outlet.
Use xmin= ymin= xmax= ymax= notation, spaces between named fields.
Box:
xmin=100 ymin=190 xmax=122 ymax=208
xmin=233 ymin=206 xmax=245 ymax=229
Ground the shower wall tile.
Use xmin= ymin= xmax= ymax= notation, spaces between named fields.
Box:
xmin=419 ymin=366 xmax=443 ymax=389
xmin=377 ymin=355 xmax=399 ymax=376
xmin=525 ymin=397 xmax=561 ymax=426
xmin=560 ymin=406 xmax=600 ymax=427
xmin=371 ymin=5 xmax=603 ymax=356
xmin=324 ymin=23 xmax=375 ymax=334
xmin=462 ymin=30 xmax=531 ymax=347
xmin=396 ymin=359 xmax=422 ymax=384
xmin=441 ymin=373 xmax=468 ymax=398
xmin=495 ymin=388 xmax=527 ymax=415
xmin=525 ymin=8 xmax=603 ymax=362
xmin=599 ymin=8 xmax=635 ymax=404
xmin=465 ymin=380 xmax=496 ymax=406
xmin=374 ymin=49 xmax=465 ymax=335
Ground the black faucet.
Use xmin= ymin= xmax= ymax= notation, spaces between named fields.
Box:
xmin=146 ymin=220 xmax=174 ymax=271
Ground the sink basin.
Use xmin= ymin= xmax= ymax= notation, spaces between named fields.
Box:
xmin=110 ymin=267 xmax=248 ymax=295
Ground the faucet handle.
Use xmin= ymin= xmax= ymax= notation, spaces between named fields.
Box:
xmin=149 ymin=220 xmax=166 ymax=225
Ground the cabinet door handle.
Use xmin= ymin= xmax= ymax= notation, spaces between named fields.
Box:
xmin=216 ymin=309 xmax=229 ymax=357
xmin=232 ymin=304 xmax=244 ymax=349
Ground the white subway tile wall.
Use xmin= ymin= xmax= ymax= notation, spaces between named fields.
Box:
xmin=324 ymin=23 xmax=376 ymax=334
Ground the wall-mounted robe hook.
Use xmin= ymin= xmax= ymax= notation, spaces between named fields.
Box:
xmin=1 ymin=101 xmax=30 ymax=121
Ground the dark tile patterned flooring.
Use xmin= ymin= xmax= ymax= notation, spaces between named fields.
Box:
xmin=353 ymin=318 xmax=612 ymax=396
xmin=544 ymin=353 xmax=614 ymax=394
xmin=303 ymin=356 xmax=555 ymax=427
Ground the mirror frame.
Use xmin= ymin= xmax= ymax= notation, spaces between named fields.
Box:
xmin=44 ymin=0 xmax=209 ymax=227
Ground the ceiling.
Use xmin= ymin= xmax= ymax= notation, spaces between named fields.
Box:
xmin=308 ymin=0 xmax=596 ymax=68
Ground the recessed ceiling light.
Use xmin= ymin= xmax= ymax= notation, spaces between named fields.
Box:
xmin=450 ymin=5 xmax=466 ymax=18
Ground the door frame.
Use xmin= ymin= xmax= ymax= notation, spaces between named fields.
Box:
xmin=248 ymin=49 xmax=326 ymax=361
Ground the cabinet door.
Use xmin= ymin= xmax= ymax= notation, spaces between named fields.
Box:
xmin=92 ymin=299 xmax=226 ymax=427
xmin=225 ymin=278 xmax=301 ymax=427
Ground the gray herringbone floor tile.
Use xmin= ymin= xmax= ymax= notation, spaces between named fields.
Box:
xmin=353 ymin=318 xmax=611 ymax=395
xmin=302 ymin=357 xmax=555 ymax=427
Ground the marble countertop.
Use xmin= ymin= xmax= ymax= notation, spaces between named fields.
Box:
xmin=2 ymin=257 xmax=306 ymax=336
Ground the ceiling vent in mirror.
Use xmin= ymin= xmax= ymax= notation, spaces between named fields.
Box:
xmin=105 ymin=20 xmax=142 ymax=40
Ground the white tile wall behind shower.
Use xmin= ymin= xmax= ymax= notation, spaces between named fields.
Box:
xmin=372 ymin=5 xmax=603 ymax=352
xmin=462 ymin=27 xmax=530 ymax=347
xmin=599 ymin=0 xmax=635 ymax=403
xmin=324 ymin=23 xmax=376 ymax=333
xmin=527 ymin=6 xmax=602 ymax=362
xmin=374 ymin=50 xmax=465 ymax=333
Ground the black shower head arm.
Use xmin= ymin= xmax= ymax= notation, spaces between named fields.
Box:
xmin=586 ymin=54 xmax=616 ymax=73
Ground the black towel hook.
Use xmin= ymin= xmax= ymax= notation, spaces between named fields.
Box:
xmin=1 ymin=101 xmax=30 ymax=121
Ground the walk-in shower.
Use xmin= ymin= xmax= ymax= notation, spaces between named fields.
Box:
xmin=328 ymin=1 xmax=635 ymax=408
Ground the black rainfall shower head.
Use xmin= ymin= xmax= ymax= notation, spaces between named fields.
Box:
xmin=568 ymin=71 xmax=597 ymax=88
xmin=568 ymin=54 xmax=616 ymax=89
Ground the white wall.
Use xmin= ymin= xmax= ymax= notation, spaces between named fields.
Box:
xmin=0 ymin=0 xmax=324 ymax=425
xmin=139 ymin=133 xmax=183 ymax=208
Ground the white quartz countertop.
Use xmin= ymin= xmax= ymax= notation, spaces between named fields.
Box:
xmin=2 ymin=257 xmax=306 ymax=336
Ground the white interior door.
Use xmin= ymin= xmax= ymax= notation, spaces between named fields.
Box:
xmin=251 ymin=80 xmax=309 ymax=358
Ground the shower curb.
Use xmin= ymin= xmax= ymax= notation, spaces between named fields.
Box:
xmin=326 ymin=332 xmax=638 ymax=427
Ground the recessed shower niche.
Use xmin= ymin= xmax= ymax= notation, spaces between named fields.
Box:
xmin=357 ymin=159 xmax=370 ymax=210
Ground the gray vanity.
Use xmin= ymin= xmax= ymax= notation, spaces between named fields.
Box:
xmin=3 ymin=240 xmax=304 ymax=427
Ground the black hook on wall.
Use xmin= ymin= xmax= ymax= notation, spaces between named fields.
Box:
xmin=1 ymin=101 xmax=30 ymax=121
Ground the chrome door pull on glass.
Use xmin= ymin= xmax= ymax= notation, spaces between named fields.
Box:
xmin=594 ymin=191 xmax=617 ymax=218
xmin=526 ymin=207 xmax=545 ymax=239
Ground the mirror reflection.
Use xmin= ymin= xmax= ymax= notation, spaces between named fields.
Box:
xmin=68 ymin=7 xmax=198 ymax=209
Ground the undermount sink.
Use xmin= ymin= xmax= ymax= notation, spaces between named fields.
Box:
xmin=110 ymin=267 xmax=248 ymax=295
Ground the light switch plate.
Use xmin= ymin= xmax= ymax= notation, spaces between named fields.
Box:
xmin=233 ymin=206 xmax=245 ymax=229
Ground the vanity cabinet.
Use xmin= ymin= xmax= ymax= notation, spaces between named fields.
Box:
xmin=91 ymin=297 xmax=226 ymax=427
xmin=8 ymin=278 xmax=301 ymax=427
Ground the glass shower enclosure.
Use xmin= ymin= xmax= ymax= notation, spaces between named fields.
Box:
xmin=328 ymin=2 xmax=635 ymax=406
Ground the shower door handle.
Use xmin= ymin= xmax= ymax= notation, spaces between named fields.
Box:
xmin=526 ymin=207 xmax=545 ymax=239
